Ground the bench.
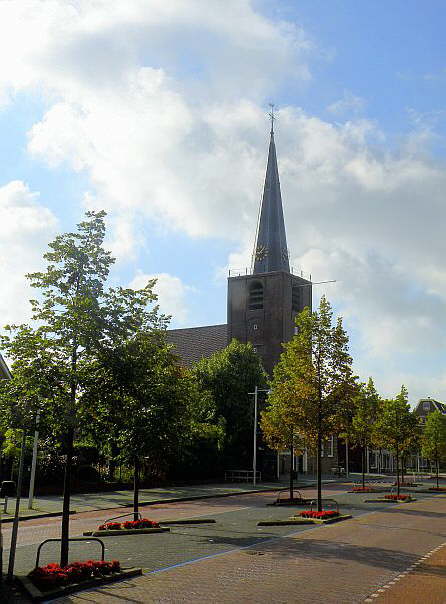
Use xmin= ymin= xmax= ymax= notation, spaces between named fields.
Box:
xmin=224 ymin=470 xmax=262 ymax=482
xmin=331 ymin=466 xmax=345 ymax=477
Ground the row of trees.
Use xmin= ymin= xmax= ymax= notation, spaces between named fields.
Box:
xmin=0 ymin=211 xmax=266 ymax=566
xmin=262 ymin=297 xmax=446 ymax=507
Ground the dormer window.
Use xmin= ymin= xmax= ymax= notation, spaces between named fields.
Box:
xmin=249 ymin=281 xmax=264 ymax=310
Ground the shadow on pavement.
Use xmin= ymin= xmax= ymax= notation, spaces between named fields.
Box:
xmin=255 ymin=536 xmax=446 ymax=575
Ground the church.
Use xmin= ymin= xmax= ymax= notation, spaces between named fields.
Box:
xmin=167 ymin=121 xmax=312 ymax=376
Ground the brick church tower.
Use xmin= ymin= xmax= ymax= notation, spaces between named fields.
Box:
xmin=227 ymin=122 xmax=312 ymax=375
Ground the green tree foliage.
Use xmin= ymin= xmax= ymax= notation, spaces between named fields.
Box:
xmin=349 ymin=378 xmax=380 ymax=487
xmin=263 ymin=296 xmax=355 ymax=510
xmin=421 ymin=410 xmax=446 ymax=489
xmin=0 ymin=211 xmax=186 ymax=563
xmin=373 ymin=386 xmax=420 ymax=497
xmin=261 ymin=400 xmax=305 ymax=500
xmin=193 ymin=339 xmax=267 ymax=470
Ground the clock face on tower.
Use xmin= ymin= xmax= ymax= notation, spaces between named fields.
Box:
xmin=255 ymin=245 xmax=268 ymax=261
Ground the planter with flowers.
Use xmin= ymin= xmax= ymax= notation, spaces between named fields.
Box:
xmin=258 ymin=509 xmax=352 ymax=526
xmin=84 ymin=518 xmax=170 ymax=537
xmin=17 ymin=559 xmax=142 ymax=602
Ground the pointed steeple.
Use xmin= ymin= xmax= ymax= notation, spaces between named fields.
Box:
xmin=251 ymin=116 xmax=290 ymax=274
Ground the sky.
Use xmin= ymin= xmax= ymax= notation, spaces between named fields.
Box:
xmin=0 ymin=0 xmax=445 ymax=404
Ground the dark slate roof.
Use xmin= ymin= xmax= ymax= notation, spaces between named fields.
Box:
xmin=415 ymin=398 xmax=446 ymax=415
xmin=0 ymin=353 xmax=12 ymax=380
xmin=251 ymin=128 xmax=290 ymax=274
xmin=166 ymin=324 xmax=228 ymax=367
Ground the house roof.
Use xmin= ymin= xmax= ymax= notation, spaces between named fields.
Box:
xmin=415 ymin=398 xmax=446 ymax=415
xmin=166 ymin=324 xmax=228 ymax=367
xmin=0 ymin=352 xmax=12 ymax=380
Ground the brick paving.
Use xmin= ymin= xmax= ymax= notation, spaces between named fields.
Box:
xmin=45 ymin=493 xmax=446 ymax=603
xmin=378 ymin=542 xmax=446 ymax=603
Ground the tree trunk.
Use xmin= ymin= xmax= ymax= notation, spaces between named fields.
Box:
xmin=401 ymin=458 xmax=405 ymax=484
xmin=60 ymin=426 xmax=74 ymax=567
xmin=289 ymin=442 xmax=294 ymax=501
xmin=133 ymin=457 xmax=139 ymax=521
xmin=396 ymin=451 xmax=400 ymax=498
xmin=362 ymin=445 xmax=365 ymax=488
xmin=317 ymin=430 xmax=322 ymax=512
xmin=437 ymin=458 xmax=439 ymax=490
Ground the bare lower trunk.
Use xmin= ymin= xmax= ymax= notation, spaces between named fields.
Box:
xmin=60 ymin=427 xmax=74 ymax=567
xmin=289 ymin=442 xmax=294 ymax=501
xmin=133 ymin=457 xmax=139 ymax=521
xmin=317 ymin=430 xmax=322 ymax=511
xmin=362 ymin=446 xmax=366 ymax=488
xmin=396 ymin=451 xmax=400 ymax=498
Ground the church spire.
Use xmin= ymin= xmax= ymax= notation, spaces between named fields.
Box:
xmin=251 ymin=108 xmax=290 ymax=274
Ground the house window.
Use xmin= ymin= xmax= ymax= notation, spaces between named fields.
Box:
xmin=248 ymin=281 xmax=264 ymax=310
xmin=423 ymin=401 xmax=431 ymax=411
xmin=326 ymin=436 xmax=334 ymax=457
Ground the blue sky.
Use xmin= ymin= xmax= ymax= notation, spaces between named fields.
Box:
xmin=0 ymin=0 xmax=445 ymax=403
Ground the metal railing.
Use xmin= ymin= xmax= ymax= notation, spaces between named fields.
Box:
xmin=35 ymin=537 xmax=105 ymax=568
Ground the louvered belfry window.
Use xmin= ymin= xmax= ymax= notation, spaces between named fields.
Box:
xmin=292 ymin=284 xmax=302 ymax=312
xmin=248 ymin=281 xmax=264 ymax=310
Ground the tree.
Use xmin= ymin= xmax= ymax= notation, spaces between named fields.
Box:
xmin=84 ymin=328 xmax=197 ymax=520
xmin=349 ymin=378 xmax=380 ymax=487
xmin=421 ymin=410 xmax=446 ymax=489
xmin=194 ymin=339 xmax=267 ymax=470
xmin=261 ymin=398 xmax=305 ymax=501
xmin=373 ymin=386 xmax=419 ymax=497
xmin=265 ymin=296 xmax=355 ymax=511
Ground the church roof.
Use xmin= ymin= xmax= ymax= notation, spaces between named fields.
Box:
xmin=166 ymin=324 xmax=228 ymax=367
xmin=251 ymin=126 xmax=290 ymax=274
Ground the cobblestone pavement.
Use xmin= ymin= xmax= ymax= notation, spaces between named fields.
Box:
xmin=49 ymin=493 xmax=445 ymax=604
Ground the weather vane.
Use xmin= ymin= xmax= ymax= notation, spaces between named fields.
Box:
xmin=268 ymin=103 xmax=276 ymax=133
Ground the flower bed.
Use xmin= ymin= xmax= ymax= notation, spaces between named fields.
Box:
xmin=29 ymin=559 xmax=120 ymax=591
xmin=385 ymin=494 xmax=411 ymax=501
xmin=428 ymin=486 xmax=446 ymax=491
xmin=99 ymin=518 xmax=160 ymax=531
xmin=393 ymin=482 xmax=416 ymax=487
xmin=352 ymin=486 xmax=374 ymax=493
xmin=299 ymin=510 xmax=339 ymax=519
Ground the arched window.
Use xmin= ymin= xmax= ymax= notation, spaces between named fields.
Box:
xmin=248 ymin=281 xmax=264 ymax=310
xmin=292 ymin=284 xmax=302 ymax=312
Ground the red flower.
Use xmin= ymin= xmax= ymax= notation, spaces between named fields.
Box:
xmin=122 ymin=518 xmax=160 ymax=529
xmin=385 ymin=494 xmax=409 ymax=501
xmin=299 ymin=510 xmax=338 ymax=519
xmin=99 ymin=522 xmax=122 ymax=530
xmin=28 ymin=560 xmax=121 ymax=590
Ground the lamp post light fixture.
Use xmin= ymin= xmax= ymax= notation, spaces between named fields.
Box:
xmin=248 ymin=386 xmax=271 ymax=487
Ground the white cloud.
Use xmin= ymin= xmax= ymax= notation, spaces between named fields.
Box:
xmin=128 ymin=271 xmax=194 ymax=326
xmin=326 ymin=90 xmax=366 ymax=116
xmin=0 ymin=181 xmax=58 ymax=327
xmin=0 ymin=1 xmax=445 ymax=401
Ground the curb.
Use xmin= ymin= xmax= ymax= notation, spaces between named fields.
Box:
xmin=1 ymin=510 xmax=77 ymax=524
